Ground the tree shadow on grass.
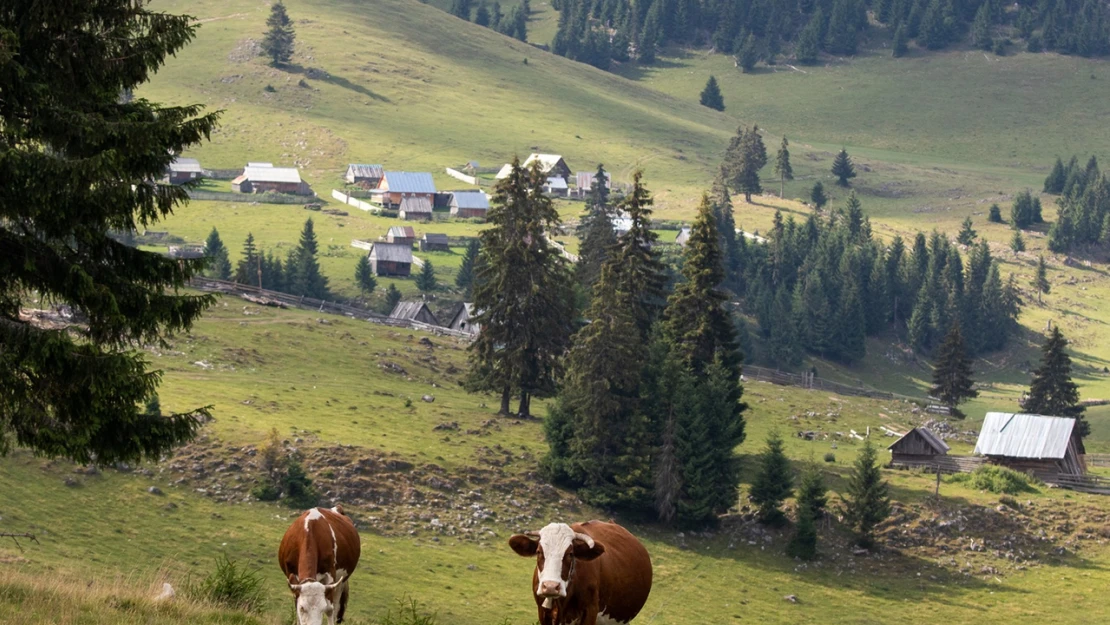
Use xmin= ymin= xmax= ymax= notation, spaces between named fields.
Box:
xmin=283 ymin=64 xmax=391 ymax=103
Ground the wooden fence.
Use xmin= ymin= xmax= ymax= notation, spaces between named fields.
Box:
xmin=188 ymin=277 xmax=473 ymax=340
xmin=445 ymin=167 xmax=479 ymax=186
xmin=742 ymin=365 xmax=921 ymax=403
xmin=188 ymin=190 xmax=313 ymax=205
xmin=1086 ymin=453 xmax=1110 ymax=468
xmin=331 ymin=189 xmax=381 ymax=213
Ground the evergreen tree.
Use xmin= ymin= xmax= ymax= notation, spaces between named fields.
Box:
xmin=892 ymin=24 xmax=909 ymax=57
xmin=1045 ymin=157 xmax=1067 ymax=193
xmin=749 ymin=431 xmax=793 ymax=525
xmin=788 ymin=461 xmax=827 ymax=560
xmin=811 ymin=181 xmax=829 ymax=210
xmin=262 ymin=1 xmax=296 ymax=66
xmin=355 ymin=256 xmax=377 ymax=297
xmin=611 ymin=171 xmax=668 ymax=336
xmin=826 ymin=0 xmax=859 ymax=55
xmin=930 ymin=322 xmax=978 ymax=417
xmin=382 ymin=283 xmax=402 ymax=314
xmin=1010 ymin=229 xmax=1026 ymax=253
xmin=699 ymin=76 xmax=725 ymax=111
xmin=774 ymin=136 xmax=794 ymax=198
xmin=474 ymin=2 xmax=491 ymax=25
xmin=739 ymin=34 xmax=760 ymax=72
xmin=918 ymin=0 xmax=950 ymax=50
xmin=144 ymin=393 xmax=162 ymax=418
xmin=1011 ymin=190 xmax=1037 ymax=229
xmin=795 ymin=11 xmax=823 ymax=64
xmin=1034 ymin=255 xmax=1050 ymax=303
xmin=956 ymin=216 xmax=977 ymax=245
xmin=0 ymin=0 xmax=217 ymax=463
xmin=988 ymin=203 xmax=1003 ymax=223
xmin=451 ymin=0 xmax=473 ymax=20
xmin=577 ymin=164 xmax=617 ymax=290
xmin=842 ymin=439 xmax=891 ymax=548
xmin=204 ymin=227 xmax=232 ymax=280
xmin=415 ymin=260 xmax=437 ymax=292
xmin=1025 ymin=327 xmax=1088 ymax=436
xmin=787 ymin=503 xmax=818 ymax=559
xmin=456 ymin=239 xmax=480 ymax=290
xmin=468 ymin=158 xmax=575 ymax=416
xmin=722 ymin=126 xmax=768 ymax=202
xmin=235 ymin=233 xmax=260 ymax=285
xmin=972 ymin=1 xmax=993 ymax=50
xmin=288 ymin=218 xmax=329 ymax=299
xmin=832 ymin=148 xmax=857 ymax=187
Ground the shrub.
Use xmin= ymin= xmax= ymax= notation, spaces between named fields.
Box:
xmin=263 ymin=84 xmax=276 ymax=93
xmin=251 ymin=483 xmax=281 ymax=501
xmin=998 ymin=494 xmax=1021 ymax=510
xmin=823 ymin=452 xmax=836 ymax=463
xmin=377 ymin=597 xmax=438 ymax=625
xmin=282 ymin=458 xmax=318 ymax=509
xmin=185 ymin=554 xmax=265 ymax=613
xmin=948 ymin=465 xmax=1038 ymax=495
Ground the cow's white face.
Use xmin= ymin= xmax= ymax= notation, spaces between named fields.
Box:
xmin=289 ymin=575 xmax=342 ymax=625
xmin=509 ymin=523 xmax=606 ymax=607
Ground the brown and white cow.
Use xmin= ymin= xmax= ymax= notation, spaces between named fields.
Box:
xmin=279 ymin=505 xmax=362 ymax=625
xmin=509 ymin=520 xmax=652 ymax=625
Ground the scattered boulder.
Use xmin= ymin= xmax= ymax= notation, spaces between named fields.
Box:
xmin=422 ymin=395 xmax=435 ymax=403
xmin=147 ymin=486 xmax=164 ymax=496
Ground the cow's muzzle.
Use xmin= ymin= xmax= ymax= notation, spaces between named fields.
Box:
xmin=537 ymin=581 xmax=564 ymax=598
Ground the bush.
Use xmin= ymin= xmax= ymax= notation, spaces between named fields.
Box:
xmin=823 ymin=452 xmax=836 ymax=463
xmin=948 ymin=465 xmax=1038 ymax=494
xmin=251 ymin=483 xmax=281 ymax=501
xmin=282 ymin=458 xmax=319 ymax=509
xmin=377 ymin=597 xmax=439 ymax=625
xmin=185 ymin=554 xmax=265 ymax=613
xmin=263 ymin=84 xmax=276 ymax=93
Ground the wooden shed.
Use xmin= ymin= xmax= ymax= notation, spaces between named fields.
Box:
xmin=232 ymin=164 xmax=311 ymax=195
xmin=398 ymin=195 xmax=433 ymax=221
xmin=166 ymin=157 xmax=204 ymax=185
xmin=389 ymin=301 xmax=439 ymax=326
xmin=447 ymin=303 xmax=480 ymax=336
xmin=974 ymin=412 xmax=1086 ymax=476
xmin=888 ymin=427 xmax=950 ymax=468
xmin=345 ymin=164 xmax=384 ymax=188
xmin=385 ymin=226 xmax=415 ymax=247
xmin=419 ymin=233 xmax=450 ymax=252
xmin=449 ymin=191 xmax=490 ymax=219
xmin=368 ymin=243 xmax=412 ymax=277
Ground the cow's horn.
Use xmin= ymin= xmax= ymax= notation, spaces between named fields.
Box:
xmin=573 ymin=532 xmax=595 ymax=548
xmin=325 ymin=574 xmax=347 ymax=590
xmin=523 ymin=531 xmax=541 ymax=540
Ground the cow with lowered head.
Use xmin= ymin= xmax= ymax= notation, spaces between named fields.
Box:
xmin=279 ymin=505 xmax=361 ymax=625
xmin=509 ymin=520 xmax=652 ymax=625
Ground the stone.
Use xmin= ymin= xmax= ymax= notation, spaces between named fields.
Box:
xmin=148 ymin=486 xmax=164 ymax=496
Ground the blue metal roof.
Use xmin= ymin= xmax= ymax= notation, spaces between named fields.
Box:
xmin=383 ymin=171 xmax=436 ymax=194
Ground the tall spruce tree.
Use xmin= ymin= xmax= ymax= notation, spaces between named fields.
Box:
xmin=930 ymin=322 xmax=978 ymax=418
xmin=811 ymin=181 xmax=829 ymax=211
xmin=699 ymin=76 xmax=725 ymax=111
xmin=576 ymin=164 xmax=617 ymax=291
xmin=354 ymin=255 xmax=377 ymax=298
xmin=842 ymin=439 xmax=891 ymax=548
xmin=382 ymin=283 xmax=402 ymax=314
xmin=468 ymin=158 xmax=575 ymax=416
xmin=455 ymin=239 xmax=480 ymax=290
xmin=415 ymin=261 xmax=437 ymax=292
xmin=1034 ymin=255 xmax=1050 ymax=303
xmin=0 ymin=0 xmax=218 ymax=463
xmin=832 ymin=148 xmax=857 ymax=187
xmin=262 ymin=1 xmax=296 ymax=66
xmin=988 ymin=203 xmax=1003 ymax=223
xmin=749 ymin=431 xmax=793 ymax=525
xmin=1044 ymin=157 xmax=1068 ymax=194
xmin=1010 ymin=230 xmax=1026 ymax=253
xmin=972 ymin=1 xmax=993 ymax=50
xmin=287 ymin=218 xmax=329 ymax=299
xmin=451 ymin=0 xmax=473 ymax=20
xmin=892 ymin=24 xmax=909 ymax=57
xmin=788 ymin=460 xmax=828 ymax=560
xmin=474 ymin=3 xmax=491 ymax=26
xmin=957 ymin=216 xmax=977 ymax=245
xmin=611 ymin=171 xmax=668 ymax=336
xmin=236 ymin=233 xmax=260 ymax=285
xmin=1025 ymin=327 xmax=1088 ymax=436
xmin=204 ymin=227 xmax=232 ymax=280
xmin=738 ymin=34 xmax=760 ymax=72
xmin=722 ymin=126 xmax=768 ymax=202
xmin=795 ymin=11 xmax=823 ymax=64
xmin=774 ymin=136 xmax=794 ymax=198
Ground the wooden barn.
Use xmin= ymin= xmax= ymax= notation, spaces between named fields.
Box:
xmin=378 ymin=171 xmax=436 ymax=207
xmin=449 ymin=191 xmax=490 ymax=219
xmin=974 ymin=412 xmax=1086 ymax=476
xmin=398 ymin=195 xmax=433 ymax=221
xmin=675 ymin=227 xmax=692 ymax=247
xmin=575 ymin=170 xmax=610 ymax=197
xmin=345 ymin=164 xmax=384 ymax=188
xmin=385 ymin=226 xmax=415 ymax=247
xmin=368 ymin=243 xmax=413 ymax=277
xmin=888 ymin=427 xmax=950 ymax=468
xmin=447 ymin=303 xmax=479 ymax=336
xmin=232 ymin=164 xmax=311 ymax=195
xmin=165 ymin=157 xmax=204 ymax=184
xmin=522 ymin=153 xmax=572 ymax=181
xmin=419 ymin=233 xmax=450 ymax=252
xmin=389 ymin=301 xmax=439 ymax=326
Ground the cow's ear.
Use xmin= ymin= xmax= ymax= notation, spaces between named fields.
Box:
xmin=573 ymin=539 xmax=605 ymax=561
xmin=508 ymin=534 xmax=540 ymax=556
xmin=288 ymin=573 xmax=300 ymax=592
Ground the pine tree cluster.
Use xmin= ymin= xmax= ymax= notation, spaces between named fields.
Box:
xmin=468 ymin=0 xmax=527 ymax=41
xmin=734 ymin=203 xmax=1021 ymax=365
xmin=231 ymin=219 xmax=330 ymax=299
xmin=1042 ymin=156 xmax=1110 ymax=253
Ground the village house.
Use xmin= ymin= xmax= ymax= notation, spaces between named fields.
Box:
xmin=345 ymin=164 xmax=384 ymax=188
xmin=974 ymin=412 xmax=1086 ymax=476
xmin=368 ymin=243 xmax=412 ymax=277
xmin=389 ymin=301 xmax=439 ymax=326
xmin=166 ymin=244 xmax=206 ymax=259
xmin=888 ymin=427 xmax=950 ymax=468
xmin=398 ymin=195 xmax=434 ymax=221
xmin=419 ymin=233 xmax=450 ymax=252
xmin=675 ymin=227 xmax=692 ymax=247
xmin=385 ymin=226 xmax=415 ymax=247
xmin=543 ymin=176 xmax=569 ymax=197
xmin=165 ymin=157 xmax=204 ymax=185
xmin=450 ymin=191 xmax=490 ymax=219
xmin=496 ymin=153 xmax=572 ymax=182
xmin=447 ymin=303 xmax=479 ymax=336
xmin=378 ymin=171 xmax=436 ymax=208
xmin=575 ymin=170 xmax=610 ymax=197
xmin=232 ymin=163 xmax=311 ymax=195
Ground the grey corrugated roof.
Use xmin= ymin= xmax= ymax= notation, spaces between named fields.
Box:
xmin=383 ymin=171 xmax=436 ymax=194
xmin=974 ymin=412 xmax=1077 ymax=459
xmin=388 ymin=226 xmax=415 ymax=239
xmin=389 ymin=301 xmax=436 ymax=323
xmin=347 ymin=164 xmax=384 ymax=179
xmin=544 ymin=177 xmax=568 ymax=190
xmin=370 ymin=243 xmax=413 ymax=263
xmin=423 ymin=233 xmax=449 ymax=244
xmin=888 ymin=427 xmax=950 ymax=453
xmin=243 ymin=165 xmax=301 ymax=184
xmin=169 ymin=157 xmax=203 ymax=173
xmin=399 ymin=195 xmax=433 ymax=213
xmin=452 ymin=191 xmax=490 ymax=210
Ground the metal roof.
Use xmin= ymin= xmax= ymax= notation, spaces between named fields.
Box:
xmin=451 ymin=191 xmax=490 ymax=210
xmin=347 ymin=164 xmax=384 ymax=179
xmin=888 ymin=427 xmax=951 ymax=453
xmin=675 ymin=227 xmax=691 ymax=245
xmin=247 ymin=162 xmax=273 ymax=168
xmin=544 ymin=177 xmax=568 ymax=190
xmin=370 ymin=243 xmax=413 ymax=263
xmin=168 ymin=157 xmax=203 ymax=173
xmin=576 ymin=171 xmax=610 ymax=190
xmin=422 ymin=233 xmax=449 ymax=244
xmin=243 ymin=165 xmax=301 ymax=184
xmin=389 ymin=301 xmax=437 ymax=323
xmin=495 ymin=163 xmax=514 ymax=179
xmin=524 ymin=153 xmax=566 ymax=173
xmin=383 ymin=171 xmax=436 ymax=194
xmin=974 ymin=412 xmax=1077 ymax=459
xmin=388 ymin=226 xmax=415 ymax=239
xmin=399 ymin=195 xmax=433 ymax=213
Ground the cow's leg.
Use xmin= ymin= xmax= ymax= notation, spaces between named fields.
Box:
xmin=580 ymin=600 xmax=600 ymax=625
xmin=336 ymin=581 xmax=350 ymax=623
xmin=538 ymin=607 xmax=554 ymax=625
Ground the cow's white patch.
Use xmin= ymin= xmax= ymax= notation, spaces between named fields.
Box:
xmin=304 ymin=508 xmax=324 ymax=532
xmin=328 ymin=522 xmax=338 ymax=570
xmin=535 ymin=523 xmax=576 ymax=598
xmin=293 ymin=580 xmax=334 ymax=625
xmin=597 ymin=614 xmax=626 ymax=625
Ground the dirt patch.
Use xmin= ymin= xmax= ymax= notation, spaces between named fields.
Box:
xmin=228 ymin=39 xmax=261 ymax=64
